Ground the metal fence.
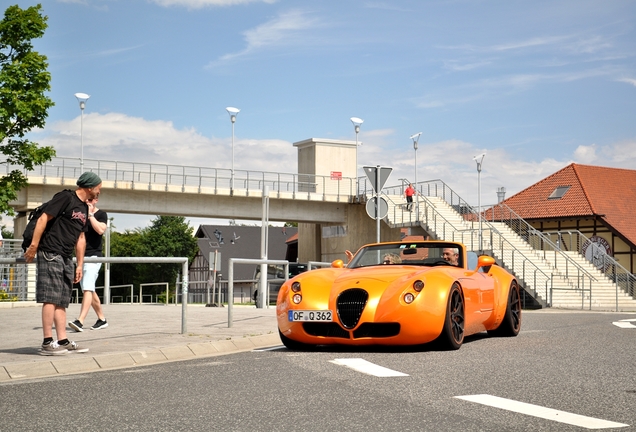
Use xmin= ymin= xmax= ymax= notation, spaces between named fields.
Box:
xmin=0 ymin=240 xmax=28 ymax=301
xmin=0 ymin=255 xmax=190 ymax=333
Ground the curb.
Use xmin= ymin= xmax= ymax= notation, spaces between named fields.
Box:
xmin=0 ymin=333 xmax=282 ymax=382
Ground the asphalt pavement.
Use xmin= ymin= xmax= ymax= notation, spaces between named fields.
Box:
xmin=0 ymin=301 xmax=280 ymax=382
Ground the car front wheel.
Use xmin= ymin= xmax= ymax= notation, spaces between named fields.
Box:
xmin=436 ymin=283 xmax=465 ymax=350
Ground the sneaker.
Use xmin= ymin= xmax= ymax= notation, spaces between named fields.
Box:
xmin=60 ymin=340 xmax=89 ymax=353
xmin=91 ymin=319 xmax=108 ymax=330
xmin=69 ymin=319 xmax=84 ymax=332
xmin=40 ymin=341 xmax=69 ymax=356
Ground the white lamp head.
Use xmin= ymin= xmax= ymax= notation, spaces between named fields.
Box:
xmin=473 ymin=152 xmax=486 ymax=171
xmin=350 ymin=117 xmax=363 ymax=134
xmin=226 ymin=107 xmax=240 ymax=123
xmin=410 ymin=132 xmax=422 ymax=149
xmin=74 ymin=92 xmax=90 ymax=110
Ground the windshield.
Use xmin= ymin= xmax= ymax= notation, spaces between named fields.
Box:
xmin=348 ymin=243 xmax=463 ymax=268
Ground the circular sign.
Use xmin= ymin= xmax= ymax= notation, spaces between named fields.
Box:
xmin=581 ymin=235 xmax=612 ymax=271
xmin=365 ymin=197 xmax=389 ymax=219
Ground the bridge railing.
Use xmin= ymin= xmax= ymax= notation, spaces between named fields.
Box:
xmin=2 ymin=156 xmax=359 ymax=201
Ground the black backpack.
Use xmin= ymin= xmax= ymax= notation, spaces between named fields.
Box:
xmin=21 ymin=190 xmax=74 ymax=252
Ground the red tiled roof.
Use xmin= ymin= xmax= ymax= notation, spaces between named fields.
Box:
xmin=502 ymin=163 xmax=636 ymax=246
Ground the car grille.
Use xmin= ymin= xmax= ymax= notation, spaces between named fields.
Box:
xmin=337 ymin=288 xmax=368 ymax=329
xmin=302 ymin=322 xmax=350 ymax=339
xmin=353 ymin=323 xmax=400 ymax=339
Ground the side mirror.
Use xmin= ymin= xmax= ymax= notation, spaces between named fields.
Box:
xmin=332 ymin=259 xmax=345 ymax=268
xmin=476 ymin=255 xmax=495 ymax=272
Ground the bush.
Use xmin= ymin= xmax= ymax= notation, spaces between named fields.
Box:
xmin=0 ymin=291 xmax=18 ymax=302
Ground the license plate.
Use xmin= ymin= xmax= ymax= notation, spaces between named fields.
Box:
xmin=288 ymin=310 xmax=333 ymax=322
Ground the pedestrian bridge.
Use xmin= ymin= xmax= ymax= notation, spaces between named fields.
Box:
xmin=9 ymin=155 xmax=370 ymax=226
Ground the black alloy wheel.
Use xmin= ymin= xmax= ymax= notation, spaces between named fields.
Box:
xmin=488 ymin=281 xmax=522 ymax=337
xmin=436 ymin=283 xmax=465 ymax=350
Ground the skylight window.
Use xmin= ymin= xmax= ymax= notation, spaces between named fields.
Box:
xmin=548 ymin=185 xmax=571 ymax=200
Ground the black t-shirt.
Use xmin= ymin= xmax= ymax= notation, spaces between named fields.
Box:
xmin=39 ymin=190 xmax=89 ymax=258
xmin=85 ymin=209 xmax=107 ymax=257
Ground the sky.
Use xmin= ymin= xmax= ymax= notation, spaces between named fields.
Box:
xmin=3 ymin=0 xmax=636 ymax=232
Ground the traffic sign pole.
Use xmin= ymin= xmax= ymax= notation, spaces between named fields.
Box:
xmin=363 ymin=165 xmax=392 ymax=243
xmin=375 ymin=165 xmax=381 ymax=242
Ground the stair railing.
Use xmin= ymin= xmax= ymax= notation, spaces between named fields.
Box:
xmin=481 ymin=202 xmax=597 ymax=285
xmin=378 ymin=190 xmax=555 ymax=306
xmin=543 ymin=230 xmax=636 ymax=304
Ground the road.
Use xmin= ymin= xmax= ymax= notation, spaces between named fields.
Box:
xmin=1 ymin=311 xmax=634 ymax=431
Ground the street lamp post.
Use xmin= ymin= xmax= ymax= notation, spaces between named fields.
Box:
xmin=226 ymin=107 xmax=240 ymax=193
xmin=410 ymin=132 xmax=422 ymax=219
xmin=473 ymin=153 xmax=486 ymax=252
xmin=350 ymin=117 xmax=363 ymax=194
xmin=74 ymin=93 xmax=90 ymax=173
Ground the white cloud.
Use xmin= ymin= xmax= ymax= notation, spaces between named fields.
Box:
xmin=491 ymin=36 xmax=570 ymax=52
xmin=43 ymin=112 xmax=297 ymax=172
xmin=598 ymin=140 xmax=636 ymax=165
xmin=617 ymin=78 xmax=636 ymax=87
xmin=209 ymin=9 xmax=322 ymax=66
xmin=570 ymin=141 xmax=636 ymax=168
xmin=93 ymin=45 xmax=145 ymax=58
xmin=149 ymin=0 xmax=276 ymax=9
xmin=574 ymin=144 xmax=597 ymax=163
xmin=443 ymin=60 xmax=492 ymax=72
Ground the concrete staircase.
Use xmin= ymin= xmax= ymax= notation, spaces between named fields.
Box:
xmin=381 ymin=193 xmax=636 ymax=311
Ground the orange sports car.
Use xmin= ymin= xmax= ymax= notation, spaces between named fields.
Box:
xmin=276 ymin=240 xmax=521 ymax=350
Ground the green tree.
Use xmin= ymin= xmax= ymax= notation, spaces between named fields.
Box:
xmin=109 ymin=229 xmax=144 ymax=287
xmin=137 ymin=216 xmax=198 ymax=285
xmin=108 ymin=216 xmax=198 ymax=297
xmin=0 ymin=4 xmax=55 ymax=215
xmin=1 ymin=220 xmax=13 ymax=239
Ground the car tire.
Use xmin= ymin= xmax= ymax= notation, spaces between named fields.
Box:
xmin=435 ymin=283 xmax=465 ymax=350
xmin=279 ymin=330 xmax=310 ymax=350
xmin=487 ymin=280 xmax=521 ymax=337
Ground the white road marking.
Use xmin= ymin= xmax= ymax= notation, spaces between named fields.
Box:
xmin=612 ymin=319 xmax=636 ymax=329
xmin=330 ymin=358 xmax=409 ymax=377
xmin=455 ymin=394 xmax=629 ymax=429
xmin=253 ymin=346 xmax=286 ymax=351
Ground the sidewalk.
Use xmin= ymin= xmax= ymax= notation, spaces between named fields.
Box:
xmin=0 ymin=302 xmax=280 ymax=382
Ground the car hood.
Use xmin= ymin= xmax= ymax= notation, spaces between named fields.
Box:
xmin=333 ymin=265 xmax=426 ymax=284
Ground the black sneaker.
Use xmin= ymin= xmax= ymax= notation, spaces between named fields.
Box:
xmin=69 ymin=319 xmax=84 ymax=332
xmin=91 ymin=319 xmax=108 ymax=330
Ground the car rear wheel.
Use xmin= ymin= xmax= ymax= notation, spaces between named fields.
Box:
xmin=279 ymin=330 xmax=310 ymax=350
xmin=487 ymin=281 xmax=522 ymax=337
xmin=436 ymin=283 xmax=464 ymax=350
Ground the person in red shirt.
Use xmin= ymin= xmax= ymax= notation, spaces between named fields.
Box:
xmin=405 ymin=184 xmax=416 ymax=211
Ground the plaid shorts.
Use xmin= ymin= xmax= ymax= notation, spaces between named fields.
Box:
xmin=36 ymin=251 xmax=74 ymax=308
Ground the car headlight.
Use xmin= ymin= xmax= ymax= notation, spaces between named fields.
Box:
xmin=413 ymin=280 xmax=424 ymax=292
xmin=291 ymin=281 xmax=301 ymax=292
xmin=292 ymin=294 xmax=302 ymax=304
xmin=404 ymin=293 xmax=415 ymax=304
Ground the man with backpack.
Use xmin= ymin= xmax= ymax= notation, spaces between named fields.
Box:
xmin=23 ymin=172 xmax=103 ymax=355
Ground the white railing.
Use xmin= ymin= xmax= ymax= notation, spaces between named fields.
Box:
xmin=3 ymin=155 xmax=362 ymax=202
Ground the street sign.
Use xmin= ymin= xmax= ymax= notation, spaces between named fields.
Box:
xmin=366 ymin=196 xmax=389 ymax=219
xmin=363 ymin=166 xmax=392 ymax=193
